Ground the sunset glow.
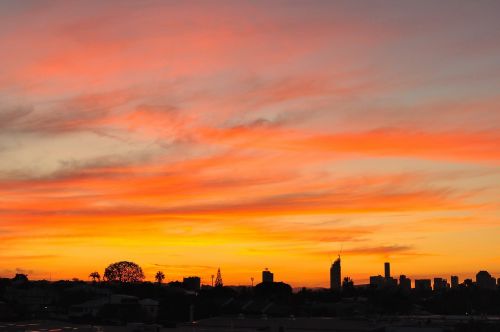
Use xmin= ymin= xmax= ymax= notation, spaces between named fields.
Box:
xmin=0 ymin=1 xmax=499 ymax=287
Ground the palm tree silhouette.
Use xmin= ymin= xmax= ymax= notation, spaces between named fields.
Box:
xmin=155 ymin=271 xmax=165 ymax=284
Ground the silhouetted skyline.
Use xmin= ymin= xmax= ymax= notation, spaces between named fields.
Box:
xmin=2 ymin=259 xmax=500 ymax=330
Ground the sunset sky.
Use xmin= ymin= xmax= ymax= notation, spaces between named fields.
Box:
xmin=0 ymin=0 xmax=499 ymax=287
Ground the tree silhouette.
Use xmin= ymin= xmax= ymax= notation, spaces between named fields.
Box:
xmin=155 ymin=271 xmax=165 ymax=284
xmin=12 ymin=273 xmax=28 ymax=283
xmin=214 ymin=268 xmax=223 ymax=287
xmin=254 ymin=281 xmax=293 ymax=300
xmin=89 ymin=271 xmax=101 ymax=282
xmin=103 ymin=261 xmax=145 ymax=282
xmin=342 ymin=276 xmax=354 ymax=289
xmin=342 ymin=276 xmax=355 ymax=296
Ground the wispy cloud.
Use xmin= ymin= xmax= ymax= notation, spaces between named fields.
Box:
xmin=0 ymin=0 xmax=498 ymax=285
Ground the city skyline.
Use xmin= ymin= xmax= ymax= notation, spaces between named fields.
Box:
xmin=0 ymin=1 xmax=499 ymax=287
xmin=1 ymin=258 xmax=499 ymax=290
xmin=2 ymin=261 xmax=499 ymax=328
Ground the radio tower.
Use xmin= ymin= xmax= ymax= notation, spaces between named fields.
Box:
xmin=214 ymin=268 xmax=223 ymax=287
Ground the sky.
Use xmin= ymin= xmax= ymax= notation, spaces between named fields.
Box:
xmin=0 ymin=0 xmax=499 ymax=287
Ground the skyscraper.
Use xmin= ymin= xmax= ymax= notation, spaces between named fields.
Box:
xmin=451 ymin=275 xmax=459 ymax=288
xmin=399 ymin=275 xmax=411 ymax=291
xmin=476 ymin=270 xmax=496 ymax=289
xmin=330 ymin=256 xmax=341 ymax=290
xmin=415 ymin=279 xmax=432 ymax=291
xmin=433 ymin=277 xmax=448 ymax=291
xmin=384 ymin=262 xmax=391 ymax=279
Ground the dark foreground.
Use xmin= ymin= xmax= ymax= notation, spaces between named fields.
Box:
xmin=2 ymin=275 xmax=500 ymax=331
xmin=2 ymin=316 xmax=500 ymax=332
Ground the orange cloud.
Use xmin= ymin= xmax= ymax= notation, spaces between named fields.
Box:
xmin=0 ymin=1 xmax=499 ymax=285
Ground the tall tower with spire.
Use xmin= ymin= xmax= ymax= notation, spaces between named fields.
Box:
xmin=330 ymin=255 xmax=341 ymax=290
xmin=214 ymin=268 xmax=223 ymax=287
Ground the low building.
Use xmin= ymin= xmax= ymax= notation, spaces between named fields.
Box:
xmin=69 ymin=294 xmax=157 ymax=321
xmin=4 ymin=286 xmax=57 ymax=315
xmin=138 ymin=298 xmax=159 ymax=319
xmin=109 ymin=294 xmax=139 ymax=304
xmin=183 ymin=276 xmax=201 ymax=291
xmin=0 ymin=301 xmax=8 ymax=320
xmin=69 ymin=298 xmax=108 ymax=318
xmin=262 ymin=269 xmax=274 ymax=283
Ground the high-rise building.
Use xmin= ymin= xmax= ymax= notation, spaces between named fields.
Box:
xmin=415 ymin=279 xmax=432 ymax=291
xmin=262 ymin=268 xmax=274 ymax=283
xmin=399 ymin=275 xmax=411 ymax=291
xmin=476 ymin=271 xmax=496 ymax=290
xmin=330 ymin=256 xmax=341 ymax=290
xmin=386 ymin=277 xmax=398 ymax=288
xmin=433 ymin=277 xmax=448 ymax=291
xmin=370 ymin=275 xmax=385 ymax=289
xmin=370 ymin=263 xmax=397 ymax=289
xmin=451 ymin=275 xmax=459 ymax=288
xmin=384 ymin=262 xmax=391 ymax=279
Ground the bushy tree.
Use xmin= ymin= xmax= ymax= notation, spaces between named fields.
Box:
xmin=342 ymin=276 xmax=355 ymax=290
xmin=12 ymin=273 xmax=29 ymax=283
xmin=89 ymin=271 xmax=101 ymax=282
xmin=342 ymin=276 xmax=355 ymax=296
xmin=104 ymin=261 xmax=144 ymax=282
xmin=254 ymin=281 xmax=293 ymax=300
